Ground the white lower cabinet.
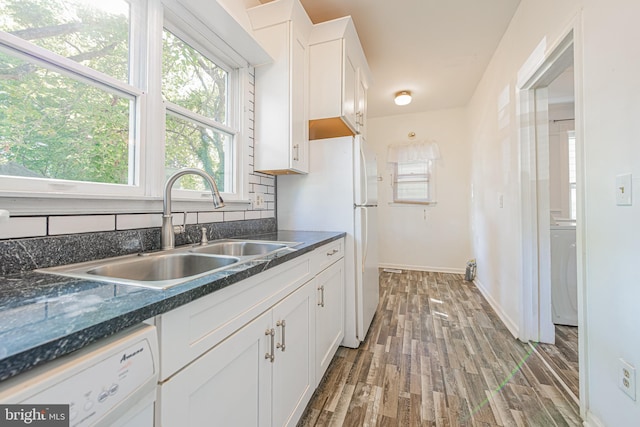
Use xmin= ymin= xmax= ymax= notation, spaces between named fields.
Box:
xmin=158 ymin=309 xmax=271 ymax=427
xmin=271 ymin=281 xmax=315 ymax=426
xmin=157 ymin=281 xmax=314 ymax=427
xmin=155 ymin=238 xmax=345 ymax=427
xmin=314 ymin=258 xmax=345 ymax=383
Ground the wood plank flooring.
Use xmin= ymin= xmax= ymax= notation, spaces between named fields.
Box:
xmin=535 ymin=325 xmax=579 ymax=400
xmin=299 ymin=270 xmax=581 ymax=426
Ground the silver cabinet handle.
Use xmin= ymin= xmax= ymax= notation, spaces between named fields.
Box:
xmin=265 ymin=328 xmax=275 ymax=363
xmin=318 ymin=285 xmax=325 ymax=307
xmin=293 ymin=144 xmax=300 ymax=161
xmin=327 ymin=248 xmax=339 ymax=256
xmin=276 ymin=320 xmax=286 ymax=352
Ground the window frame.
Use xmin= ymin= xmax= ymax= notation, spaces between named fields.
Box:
xmin=568 ymin=130 xmax=577 ymax=220
xmin=160 ymin=21 xmax=241 ymax=201
xmin=392 ymin=159 xmax=436 ymax=205
xmin=0 ymin=0 xmax=252 ymax=214
xmin=0 ymin=22 xmax=145 ymax=198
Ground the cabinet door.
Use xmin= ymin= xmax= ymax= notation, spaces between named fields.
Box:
xmin=343 ymin=47 xmax=358 ymax=131
xmin=290 ymin=27 xmax=309 ymax=173
xmin=158 ymin=310 xmax=272 ymax=427
xmin=271 ymin=282 xmax=315 ymax=427
xmin=315 ymin=258 xmax=345 ymax=382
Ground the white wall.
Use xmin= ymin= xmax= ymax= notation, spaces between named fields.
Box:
xmin=466 ymin=0 xmax=579 ymax=339
xmin=467 ymin=0 xmax=640 ymax=424
xmin=581 ymin=0 xmax=640 ymax=424
xmin=367 ymin=109 xmax=472 ymax=273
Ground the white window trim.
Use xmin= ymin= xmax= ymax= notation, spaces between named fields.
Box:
xmin=0 ymin=0 xmax=258 ymax=215
xmin=391 ymin=159 xmax=437 ymax=206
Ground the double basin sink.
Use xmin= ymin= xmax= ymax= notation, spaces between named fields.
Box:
xmin=39 ymin=239 xmax=300 ymax=290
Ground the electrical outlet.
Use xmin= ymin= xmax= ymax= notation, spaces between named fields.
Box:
xmin=619 ymin=359 xmax=636 ymax=400
xmin=253 ymin=194 xmax=265 ymax=209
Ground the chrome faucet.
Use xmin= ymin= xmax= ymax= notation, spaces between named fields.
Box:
xmin=162 ymin=168 xmax=224 ymax=250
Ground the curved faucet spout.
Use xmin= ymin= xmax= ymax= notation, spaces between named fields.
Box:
xmin=162 ymin=168 xmax=225 ymax=250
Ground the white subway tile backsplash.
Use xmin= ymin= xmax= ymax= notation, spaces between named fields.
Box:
xmin=261 ymin=210 xmax=275 ymax=219
xmin=49 ymin=215 xmax=115 ymax=235
xmin=224 ymin=211 xmax=245 ymax=221
xmin=249 ymin=174 xmax=261 ymax=185
xmin=116 ymin=214 xmax=162 ymax=230
xmin=180 ymin=212 xmax=198 ymax=225
xmin=244 ymin=211 xmax=261 ymax=220
xmin=198 ymin=211 xmax=224 ymax=223
xmin=253 ymin=184 xmax=268 ymax=194
xmin=0 ymin=217 xmax=47 ymax=239
xmin=260 ymin=176 xmax=275 ymax=186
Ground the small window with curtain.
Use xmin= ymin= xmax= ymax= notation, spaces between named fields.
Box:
xmin=387 ymin=140 xmax=440 ymax=205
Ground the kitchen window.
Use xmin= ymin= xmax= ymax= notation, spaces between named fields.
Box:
xmin=162 ymin=28 xmax=236 ymax=194
xmin=0 ymin=0 xmax=246 ymax=209
xmin=393 ymin=160 xmax=434 ymax=204
xmin=387 ymin=140 xmax=440 ymax=205
xmin=0 ymin=0 xmax=139 ymax=196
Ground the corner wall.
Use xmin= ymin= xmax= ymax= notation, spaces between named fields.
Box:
xmin=368 ymin=108 xmax=472 ymax=273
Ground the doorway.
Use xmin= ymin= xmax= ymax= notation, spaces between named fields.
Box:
xmin=536 ymin=65 xmax=580 ymax=401
xmin=517 ymin=28 xmax=585 ymax=411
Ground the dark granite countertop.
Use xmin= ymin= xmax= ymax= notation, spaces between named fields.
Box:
xmin=0 ymin=230 xmax=345 ymax=382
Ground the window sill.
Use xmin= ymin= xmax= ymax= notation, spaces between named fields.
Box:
xmin=0 ymin=192 xmax=251 ymax=216
xmin=388 ymin=201 xmax=437 ymax=207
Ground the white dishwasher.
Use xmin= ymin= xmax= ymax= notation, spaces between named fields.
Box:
xmin=0 ymin=323 xmax=158 ymax=427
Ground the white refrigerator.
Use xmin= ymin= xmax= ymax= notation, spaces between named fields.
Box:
xmin=277 ymin=135 xmax=379 ymax=348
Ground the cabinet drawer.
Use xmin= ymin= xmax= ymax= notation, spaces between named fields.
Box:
xmin=313 ymin=239 xmax=344 ymax=273
xmin=156 ymin=255 xmax=312 ymax=380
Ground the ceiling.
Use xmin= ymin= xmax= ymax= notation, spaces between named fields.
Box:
xmin=293 ymin=0 xmax=522 ymax=118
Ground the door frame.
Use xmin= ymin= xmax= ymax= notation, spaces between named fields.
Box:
xmin=516 ymin=19 xmax=588 ymax=418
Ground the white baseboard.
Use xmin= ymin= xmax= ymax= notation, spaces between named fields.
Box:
xmin=472 ymin=278 xmax=520 ymax=338
xmin=379 ymin=263 xmax=465 ymax=275
xmin=583 ymin=412 xmax=605 ymax=427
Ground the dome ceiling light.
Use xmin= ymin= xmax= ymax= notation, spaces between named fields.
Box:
xmin=394 ymin=90 xmax=412 ymax=106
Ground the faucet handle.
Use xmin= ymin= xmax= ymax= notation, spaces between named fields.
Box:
xmin=173 ymin=211 xmax=187 ymax=235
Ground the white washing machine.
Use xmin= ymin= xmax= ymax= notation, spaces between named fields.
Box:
xmin=550 ymin=224 xmax=578 ymax=326
xmin=0 ymin=323 xmax=158 ymax=427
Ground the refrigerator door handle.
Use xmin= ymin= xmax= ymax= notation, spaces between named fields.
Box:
xmin=359 ymin=141 xmax=369 ymax=206
xmin=362 ymin=207 xmax=368 ymax=273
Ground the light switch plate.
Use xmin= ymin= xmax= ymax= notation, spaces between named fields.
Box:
xmin=616 ymin=174 xmax=632 ymax=206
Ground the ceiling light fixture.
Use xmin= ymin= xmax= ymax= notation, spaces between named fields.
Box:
xmin=394 ymin=90 xmax=412 ymax=106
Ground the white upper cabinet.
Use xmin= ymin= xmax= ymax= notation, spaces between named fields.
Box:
xmin=308 ymin=17 xmax=371 ymax=140
xmin=248 ymin=0 xmax=313 ymax=175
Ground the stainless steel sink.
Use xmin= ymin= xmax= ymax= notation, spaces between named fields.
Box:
xmin=87 ymin=253 xmax=238 ymax=282
xmin=39 ymin=253 xmax=240 ymax=290
xmin=189 ymin=240 xmax=292 ymax=256
xmin=38 ymin=239 xmax=300 ymax=290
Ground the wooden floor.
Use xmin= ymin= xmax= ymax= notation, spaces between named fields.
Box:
xmin=299 ymin=271 xmax=581 ymax=426
xmin=535 ymin=325 xmax=580 ymax=400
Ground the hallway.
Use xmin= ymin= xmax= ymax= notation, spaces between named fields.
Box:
xmin=299 ymin=271 xmax=581 ymax=426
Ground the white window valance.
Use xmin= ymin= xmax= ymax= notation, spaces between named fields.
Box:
xmin=387 ymin=140 xmax=441 ymax=163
